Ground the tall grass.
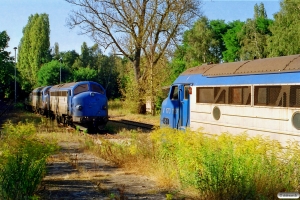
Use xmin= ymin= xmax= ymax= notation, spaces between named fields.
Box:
xmin=0 ymin=122 xmax=58 ymax=199
xmin=91 ymin=128 xmax=300 ymax=199
xmin=108 ymin=100 xmax=160 ymax=125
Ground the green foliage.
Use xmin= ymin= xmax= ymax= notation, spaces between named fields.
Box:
xmin=94 ymin=127 xmax=300 ymax=199
xmin=17 ymin=13 xmax=51 ymax=92
xmin=61 ymin=50 xmax=79 ymax=69
xmin=239 ymin=3 xmax=273 ymax=60
xmin=222 ymin=21 xmax=244 ymax=62
xmin=151 ymin=129 xmax=300 ymax=199
xmin=72 ymin=67 xmax=98 ymax=82
xmin=37 ymin=60 xmax=71 ymax=86
xmin=0 ymin=31 xmax=14 ymax=98
xmin=267 ymin=0 xmax=300 ymax=56
xmin=169 ymin=17 xmax=230 ymax=78
xmin=0 ymin=122 xmax=57 ymax=199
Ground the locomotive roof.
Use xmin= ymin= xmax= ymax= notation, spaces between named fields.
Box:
xmin=32 ymin=86 xmax=45 ymax=92
xmin=181 ymin=54 xmax=300 ymax=77
xmin=49 ymin=81 xmax=101 ymax=90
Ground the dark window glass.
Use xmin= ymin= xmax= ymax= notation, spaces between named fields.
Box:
xmin=254 ymin=86 xmax=281 ymax=106
xmin=230 ymin=87 xmax=242 ymax=104
xmin=256 ymin=87 xmax=267 ymax=105
xmin=196 ymin=87 xmax=214 ymax=103
xmin=74 ymin=84 xmax=88 ymax=95
xmin=170 ymin=86 xmax=179 ymax=100
xmin=229 ymin=86 xmax=251 ymax=105
xmin=91 ymin=83 xmax=104 ymax=94
xmin=290 ymin=86 xmax=300 ymax=107
xmin=184 ymin=85 xmax=189 ymax=100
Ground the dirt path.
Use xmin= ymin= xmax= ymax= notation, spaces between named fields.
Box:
xmin=37 ymin=142 xmax=167 ymax=200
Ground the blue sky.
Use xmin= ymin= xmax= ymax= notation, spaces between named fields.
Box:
xmin=1 ymin=0 xmax=280 ymax=56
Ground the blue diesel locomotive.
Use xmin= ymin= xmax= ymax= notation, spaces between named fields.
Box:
xmin=48 ymin=81 xmax=108 ymax=130
xmin=28 ymin=81 xmax=108 ymax=131
xmin=160 ymin=54 xmax=300 ymax=146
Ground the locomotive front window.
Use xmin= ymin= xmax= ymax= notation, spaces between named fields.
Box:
xmin=91 ymin=84 xmax=104 ymax=94
xmin=74 ymin=84 xmax=89 ymax=95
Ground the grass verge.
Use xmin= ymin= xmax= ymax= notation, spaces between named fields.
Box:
xmin=86 ymin=128 xmax=300 ymax=199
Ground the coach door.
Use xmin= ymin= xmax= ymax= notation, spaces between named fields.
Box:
xmin=178 ymin=84 xmax=190 ymax=129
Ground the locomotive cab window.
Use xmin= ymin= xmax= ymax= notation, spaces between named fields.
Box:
xmin=74 ymin=84 xmax=88 ymax=95
xmin=91 ymin=83 xmax=104 ymax=94
xmin=170 ymin=86 xmax=179 ymax=100
xmin=184 ymin=85 xmax=190 ymax=100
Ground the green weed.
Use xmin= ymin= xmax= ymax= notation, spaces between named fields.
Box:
xmin=0 ymin=122 xmax=58 ymax=199
xmin=94 ymin=127 xmax=300 ymax=199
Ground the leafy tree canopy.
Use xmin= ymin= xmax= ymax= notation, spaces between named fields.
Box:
xmin=37 ymin=60 xmax=71 ymax=86
xmin=0 ymin=31 xmax=14 ymax=98
xmin=267 ymin=0 xmax=300 ymax=56
xmin=17 ymin=13 xmax=51 ymax=92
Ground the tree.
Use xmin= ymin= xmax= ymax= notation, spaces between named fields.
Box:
xmin=61 ymin=50 xmax=79 ymax=69
xmin=17 ymin=13 xmax=51 ymax=92
xmin=267 ymin=0 xmax=300 ymax=56
xmin=72 ymin=67 xmax=98 ymax=82
xmin=239 ymin=3 xmax=273 ymax=60
xmin=169 ymin=17 xmax=228 ymax=81
xmin=37 ymin=60 xmax=71 ymax=86
xmin=53 ymin=42 xmax=60 ymax=60
xmin=222 ymin=20 xmax=244 ymax=62
xmin=0 ymin=31 xmax=14 ymax=98
xmin=66 ymin=0 xmax=201 ymax=113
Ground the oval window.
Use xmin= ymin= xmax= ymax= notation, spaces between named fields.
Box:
xmin=292 ymin=112 xmax=300 ymax=130
xmin=213 ymin=106 xmax=221 ymax=120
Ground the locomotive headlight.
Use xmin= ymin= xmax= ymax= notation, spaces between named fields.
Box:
xmin=76 ymin=105 xmax=83 ymax=110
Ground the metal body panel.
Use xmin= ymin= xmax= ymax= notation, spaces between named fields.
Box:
xmin=32 ymin=87 xmax=44 ymax=111
xmin=160 ymin=54 xmax=300 ymax=146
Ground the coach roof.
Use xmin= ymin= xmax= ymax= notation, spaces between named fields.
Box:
xmin=181 ymin=54 xmax=300 ymax=77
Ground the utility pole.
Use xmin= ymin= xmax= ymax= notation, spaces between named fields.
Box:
xmin=59 ymin=57 xmax=62 ymax=84
xmin=13 ymin=47 xmax=17 ymax=104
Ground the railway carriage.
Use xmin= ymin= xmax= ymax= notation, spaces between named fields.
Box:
xmin=48 ymin=81 xmax=108 ymax=131
xmin=160 ymin=54 xmax=300 ymax=146
xmin=30 ymin=86 xmax=51 ymax=115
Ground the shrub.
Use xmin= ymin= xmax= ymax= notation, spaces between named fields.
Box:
xmin=0 ymin=122 xmax=57 ymax=199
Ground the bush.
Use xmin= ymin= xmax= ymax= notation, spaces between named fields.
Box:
xmin=151 ymin=129 xmax=300 ymax=199
xmin=94 ymin=127 xmax=300 ymax=199
xmin=0 ymin=122 xmax=57 ymax=199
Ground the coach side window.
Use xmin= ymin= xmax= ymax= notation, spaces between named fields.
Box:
xmin=170 ymin=86 xmax=179 ymax=100
xmin=290 ymin=85 xmax=300 ymax=107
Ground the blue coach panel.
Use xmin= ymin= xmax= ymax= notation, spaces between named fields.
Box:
xmin=161 ymin=54 xmax=300 ymax=146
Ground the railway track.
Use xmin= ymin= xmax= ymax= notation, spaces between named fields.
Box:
xmin=108 ymin=119 xmax=155 ymax=131
xmin=0 ymin=99 xmax=14 ymax=120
